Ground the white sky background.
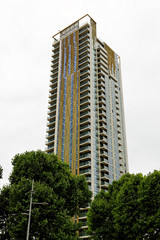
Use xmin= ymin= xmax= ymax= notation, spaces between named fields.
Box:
xmin=0 ymin=0 xmax=160 ymax=188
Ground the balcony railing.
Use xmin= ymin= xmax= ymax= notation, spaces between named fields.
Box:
xmin=79 ymin=167 xmax=91 ymax=174
xmin=79 ymin=160 xmax=91 ymax=167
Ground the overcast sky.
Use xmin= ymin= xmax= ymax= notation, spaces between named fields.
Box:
xmin=0 ymin=0 xmax=160 ymax=188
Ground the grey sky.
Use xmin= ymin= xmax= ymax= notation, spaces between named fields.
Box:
xmin=0 ymin=0 xmax=160 ymax=188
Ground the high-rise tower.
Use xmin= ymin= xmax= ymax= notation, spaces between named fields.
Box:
xmin=46 ymin=14 xmax=128 ymax=238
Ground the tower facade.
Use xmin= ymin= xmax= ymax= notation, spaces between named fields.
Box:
xmin=46 ymin=14 xmax=128 ymax=237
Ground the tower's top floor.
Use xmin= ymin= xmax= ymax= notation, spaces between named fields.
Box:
xmin=52 ymin=14 xmax=95 ymax=41
xmin=52 ymin=14 xmax=120 ymax=76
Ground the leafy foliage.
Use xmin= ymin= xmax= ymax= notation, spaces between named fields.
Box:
xmin=0 ymin=150 xmax=92 ymax=239
xmin=88 ymin=171 xmax=160 ymax=240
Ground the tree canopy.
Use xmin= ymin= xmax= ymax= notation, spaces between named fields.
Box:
xmin=87 ymin=171 xmax=160 ymax=240
xmin=0 ymin=150 xmax=92 ymax=239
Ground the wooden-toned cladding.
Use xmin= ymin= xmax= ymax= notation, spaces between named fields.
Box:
xmin=104 ymin=43 xmax=115 ymax=74
xmin=57 ymin=30 xmax=79 ymax=175
xmin=91 ymin=19 xmax=96 ymax=45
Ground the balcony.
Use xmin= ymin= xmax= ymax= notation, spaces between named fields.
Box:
xmin=80 ymin=123 xmax=91 ymax=132
xmin=119 ymin=159 xmax=124 ymax=165
xmin=45 ymin=138 xmax=54 ymax=146
xmin=80 ymin=92 xmax=90 ymax=100
xmin=98 ymin=86 xmax=106 ymax=95
xmin=79 ymin=36 xmax=90 ymax=46
xmin=47 ymin=113 xmax=56 ymax=121
xmin=79 ymin=167 xmax=91 ymax=175
xmin=49 ymin=86 xmax=57 ymax=94
xmin=48 ymin=104 xmax=56 ymax=112
xmin=80 ymin=72 xmax=90 ymax=81
xmin=46 ymin=131 xmax=55 ymax=139
xmin=117 ymin=115 xmax=121 ymax=122
xmin=47 ymin=121 xmax=55 ymax=128
xmin=49 ymin=80 xmax=57 ymax=88
xmin=47 ymin=108 xmax=57 ymax=117
xmin=79 ymin=160 xmax=91 ymax=168
xmin=99 ymin=101 xmax=106 ymax=108
xmin=99 ymin=110 xmax=106 ymax=118
xmin=48 ymin=98 xmax=56 ymax=105
xmin=80 ymin=115 xmax=90 ymax=123
xmin=97 ymin=48 xmax=108 ymax=60
xmin=51 ymin=54 xmax=59 ymax=63
xmin=51 ymin=49 xmax=59 ymax=57
xmin=97 ymin=57 xmax=108 ymax=70
xmin=97 ymin=58 xmax=108 ymax=69
xmin=80 ymin=111 xmax=90 ymax=119
xmin=80 ymin=86 xmax=90 ymax=95
xmin=120 ymin=166 xmax=124 ymax=173
xmin=51 ymin=55 xmax=59 ymax=64
xmin=51 ymin=58 xmax=59 ymax=67
xmin=98 ymin=80 xmax=105 ymax=88
xmin=80 ymin=97 xmax=90 ymax=106
xmin=79 ymin=50 xmax=90 ymax=62
xmin=80 ymin=104 xmax=90 ymax=113
xmin=100 ymin=150 xmax=108 ymax=158
xmin=50 ymin=71 xmax=58 ymax=79
xmin=100 ymin=136 xmax=107 ymax=143
xmin=99 ymin=116 xmax=107 ymax=124
xmin=79 ymin=26 xmax=89 ymax=35
xmin=101 ymin=180 xmax=109 ymax=189
xmin=80 ymin=137 xmax=91 ymax=146
xmin=80 ymin=68 xmax=90 ymax=78
xmin=45 ymin=144 xmax=54 ymax=150
xmin=79 ymin=62 xmax=90 ymax=72
xmin=79 ymin=151 xmax=91 ymax=160
xmin=98 ymin=64 xmax=108 ymax=75
xmin=85 ymin=176 xmax=91 ymax=182
xmin=46 ymin=125 xmax=55 ymax=132
xmin=80 ymin=80 xmax=90 ymax=89
xmin=79 ymin=56 xmax=90 ymax=66
xmin=101 ymin=165 xmax=109 ymax=173
xmin=100 ymin=157 xmax=108 ymax=165
xmin=99 ymin=123 xmax=107 ymax=131
xmin=80 ymin=130 xmax=91 ymax=139
xmin=100 ymin=129 xmax=107 ymax=137
xmin=101 ymin=172 xmax=109 ymax=180
xmin=79 ymin=45 xmax=90 ymax=54
xmin=52 ymin=41 xmax=59 ymax=48
xmin=97 ymin=44 xmax=108 ymax=55
xmin=79 ymin=32 xmax=90 ymax=42
xmin=51 ymin=64 xmax=58 ymax=72
xmin=98 ymin=92 xmax=106 ymax=99
xmin=79 ymin=30 xmax=89 ymax=39
xmin=80 ymin=144 xmax=91 ymax=154
xmin=79 ymin=24 xmax=89 ymax=34
xmin=118 ymin=140 xmax=122 ymax=146
xmin=48 ymin=92 xmax=57 ymax=99
xmin=100 ymin=143 xmax=108 ymax=151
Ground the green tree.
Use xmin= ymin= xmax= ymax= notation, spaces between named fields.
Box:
xmin=0 ymin=186 xmax=11 ymax=240
xmin=87 ymin=173 xmax=134 ymax=239
xmin=87 ymin=190 xmax=114 ymax=240
xmin=88 ymin=171 xmax=160 ymax=240
xmin=138 ymin=170 xmax=160 ymax=239
xmin=0 ymin=150 xmax=92 ymax=239
xmin=113 ymin=173 xmax=143 ymax=240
